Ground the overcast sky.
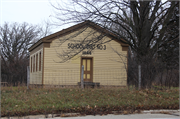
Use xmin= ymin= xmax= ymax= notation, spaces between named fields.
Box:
xmin=0 ymin=0 xmax=168 ymax=33
xmin=0 ymin=0 xmax=68 ymax=33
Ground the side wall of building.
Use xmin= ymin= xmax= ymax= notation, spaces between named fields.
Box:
xmin=30 ymin=44 xmax=43 ymax=84
xmin=43 ymin=27 xmax=127 ymax=86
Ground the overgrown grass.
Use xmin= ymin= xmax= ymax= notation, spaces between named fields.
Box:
xmin=1 ymin=86 xmax=179 ymax=117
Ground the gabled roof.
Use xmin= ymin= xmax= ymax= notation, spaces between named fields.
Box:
xmin=28 ymin=20 xmax=128 ymax=52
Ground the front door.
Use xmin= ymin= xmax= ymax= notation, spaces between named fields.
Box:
xmin=81 ymin=57 xmax=93 ymax=82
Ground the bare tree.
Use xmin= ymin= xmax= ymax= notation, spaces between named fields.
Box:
xmin=157 ymin=2 xmax=179 ymax=69
xmin=0 ymin=22 xmax=46 ymax=85
xmin=38 ymin=20 xmax=53 ymax=40
xmin=50 ymin=0 xmax=179 ymax=88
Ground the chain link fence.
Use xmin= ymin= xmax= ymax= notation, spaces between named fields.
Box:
xmin=1 ymin=67 xmax=179 ymax=88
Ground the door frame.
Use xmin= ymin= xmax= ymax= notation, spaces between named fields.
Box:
xmin=80 ymin=57 xmax=93 ymax=82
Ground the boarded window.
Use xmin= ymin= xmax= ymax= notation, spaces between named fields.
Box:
xmin=31 ymin=57 xmax=32 ymax=73
xmin=36 ymin=54 xmax=38 ymax=72
xmin=33 ymin=55 xmax=35 ymax=72
xmin=39 ymin=52 xmax=41 ymax=71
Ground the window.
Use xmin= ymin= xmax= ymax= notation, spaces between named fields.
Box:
xmin=31 ymin=57 xmax=32 ymax=73
xmin=33 ymin=55 xmax=35 ymax=72
xmin=36 ymin=54 xmax=38 ymax=71
xmin=39 ymin=52 xmax=41 ymax=71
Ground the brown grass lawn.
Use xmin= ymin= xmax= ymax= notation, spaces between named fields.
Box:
xmin=1 ymin=86 xmax=179 ymax=117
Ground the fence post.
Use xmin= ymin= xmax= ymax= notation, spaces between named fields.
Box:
xmin=27 ymin=66 xmax=30 ymax=90
xmin=138 ymin=65 xmax=141 ymax=90
xmin=81 ymin=65 xmax=84 ymax=89
xmin=0 ymin=41 xmax=1 ymax=118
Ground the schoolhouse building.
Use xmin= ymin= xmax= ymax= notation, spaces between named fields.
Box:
xmin=28 ymin=21 xmax=128 ymax=87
